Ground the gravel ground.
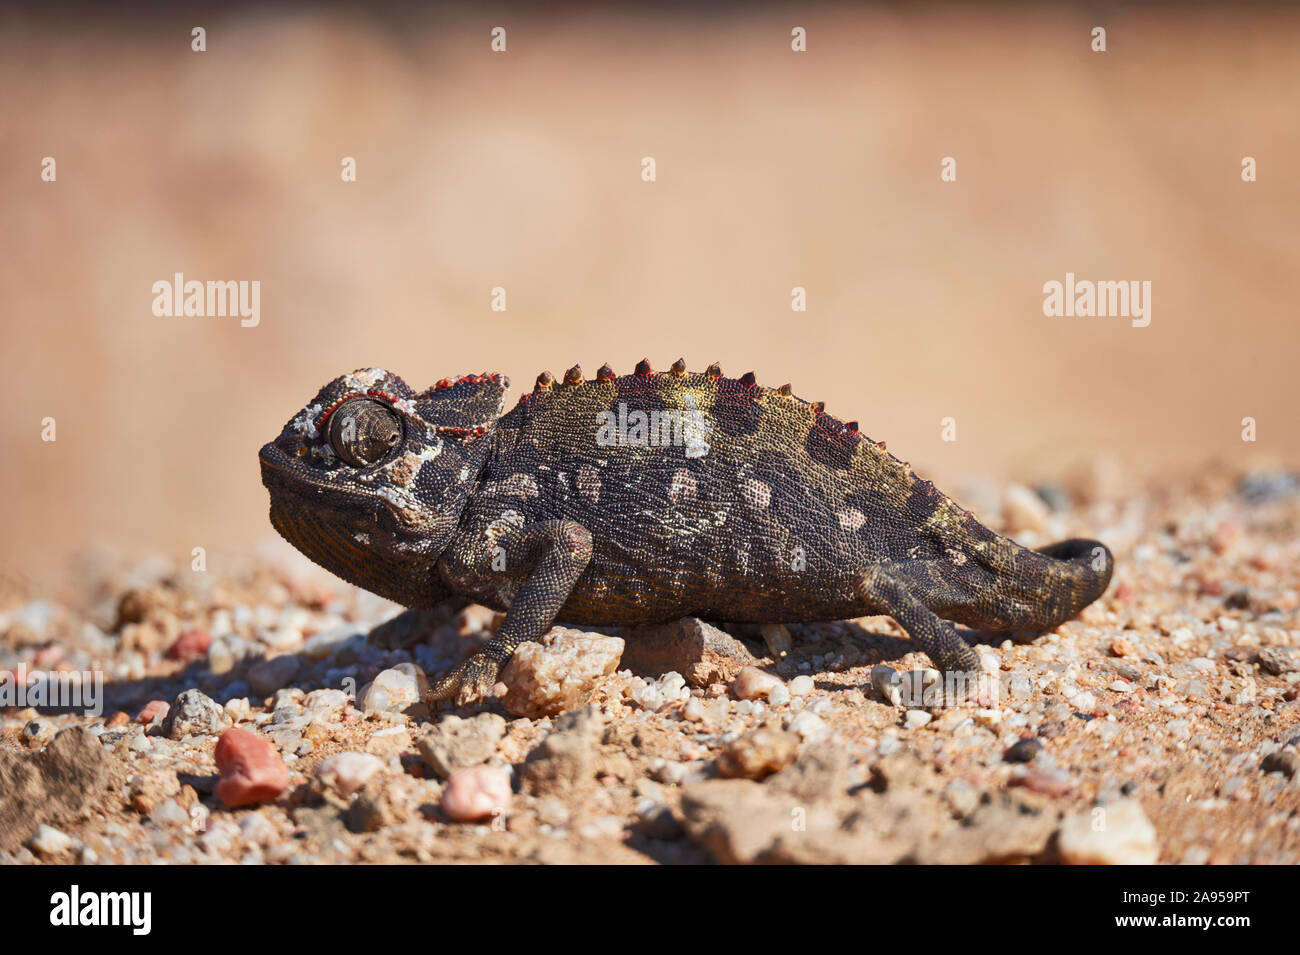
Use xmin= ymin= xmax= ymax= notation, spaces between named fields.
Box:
xmin=2 ymin=466 xmax=1298 ymax=865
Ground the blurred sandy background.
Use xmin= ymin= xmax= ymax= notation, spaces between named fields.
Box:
xmin=1 ymin=3 xmax=1297 ymax=595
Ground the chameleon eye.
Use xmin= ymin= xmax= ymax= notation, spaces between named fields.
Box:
xmin=328 ymin=398 xmax=403 ymax=467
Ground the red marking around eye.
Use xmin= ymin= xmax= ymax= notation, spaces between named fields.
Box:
xmin=314 ymin=390 xmax=402 ymax=429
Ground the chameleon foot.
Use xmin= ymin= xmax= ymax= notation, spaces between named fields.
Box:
xmin=427 ymin=652 xmax=503 ymax=707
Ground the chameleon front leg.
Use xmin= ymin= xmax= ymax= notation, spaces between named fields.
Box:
xmin=855 ymin=564 xmax=981 ymax=697
xmin=428 ymin=519 xmax=593 ymax=706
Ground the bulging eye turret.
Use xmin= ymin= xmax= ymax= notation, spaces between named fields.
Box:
xmin=328 ymin=398 xmax=402 ymax=466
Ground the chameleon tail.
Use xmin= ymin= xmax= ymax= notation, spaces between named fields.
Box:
xmin=1017 ymin=537 xmax=1114 ymax=629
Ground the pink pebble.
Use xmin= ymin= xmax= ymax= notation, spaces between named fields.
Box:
xmin=214 ymin=727 xmax=290 ymax=808
xmin=167 ymin=628 xmax=212 ymax=663
xmin=136 ymin=700 xmax=170 ymax=724
xmin=442 ymin=766 xmax=512 ymax=823
xmin=32 ymin=644 xmax=65 ymax=669
xmin=1010 ymin=767 xmax=1075 ymax=798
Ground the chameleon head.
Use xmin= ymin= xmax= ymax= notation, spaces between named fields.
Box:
xmin=258 ymin=367 xmax=507 ymax=605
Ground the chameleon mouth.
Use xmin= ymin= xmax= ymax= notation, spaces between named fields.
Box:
xmin=268 ymin=497 xmax=374 ymax=580
xmin=259 ymin=440 xmax=415 ymax=529
xmin=267 ymin=495 xmax=438 ymax=606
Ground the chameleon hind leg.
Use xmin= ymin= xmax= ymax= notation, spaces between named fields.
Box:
xmin=855 ymin=564 xmax=981 ymax=698
xmin=428 ymin=519 xmax=593 ymax=707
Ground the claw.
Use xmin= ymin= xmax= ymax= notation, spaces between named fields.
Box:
xmin=929 ymin=657 xmax=983 ymax=706
xmin=426 ymin=652 xmax=503 ymax=707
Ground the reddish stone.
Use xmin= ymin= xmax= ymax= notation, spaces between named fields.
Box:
xmin=214 ymin=728 xmax=290 ymax=808
xmin=1210 ymin=522 xmax=1240 ymax=556
xmin=32 ymin=644 xmax=64 ymax=669
xmin=1197 ymin=578 xmax=1223 ymax=597
xmin=1010 ymin=768 xmax=1074 ymax=798
xmin=105 ymin=711 xmax=130 ymax=728
xmin=167 ymin=628 xmax=212 ymax=663
xmin=442 ymin=766 xmax=511 ymax=823
xmin=135 ymin=700 xmax=170 ymax=724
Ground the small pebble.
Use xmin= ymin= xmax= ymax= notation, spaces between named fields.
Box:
xmin=731 ymin=666 xmax=783 ymax=701
xmin=442 ymin=766 xmax=512 ymax=823
xmin=787 ymin=709 xmax=831 ymax=742
xmin=788 ymin=674 xmax=815 ymax=697
xmin=136 ymin=700 xmax=169 ymax=724
xmin=28 ymin=824 xmax=76 ymax=856
xmin=871 ymin=664 xmax=903 ymax=706
xmin=359 ymin=663 xmax=429 ymax=716
xmin=317 ymin=752 xmax=385 ymax=798
xmin=164 ymin=689 xmax=226 ymax=739
xmin=1058 ymin=799 xmax=1159 ymax=865
xmin=1258 ymin=646 xmax=1300 ymax=676
xmin=904 ymin=710 xmax=932 ymax=730
xmin=214 ymin=727 xmax=290 ymax=808
xmin=1004 ymin=737 xmax=1042 ymax=762
xmin=1068 ymin=691 xmax=1097 ymax=713
xmin=759 ymin=623 xmax=792 ymax=659
xmin=716 ymin=726 xmax=799 ymax=780
xmin=166 ymin=627 xmax=212 ymax=663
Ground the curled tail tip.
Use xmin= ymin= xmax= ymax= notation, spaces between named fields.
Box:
xmin=1089 ymin=542 xmax=1115 ymax=599
xmin=1040 ymin=537 xmax=1114 ymax=602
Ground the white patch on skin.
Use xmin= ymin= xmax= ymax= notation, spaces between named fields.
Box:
xmin=417 ymin=439 xmax=444 ymax=462
xmin=458 ymin=466 xmax=470 ymax=483
xmin=576 ymin=466 xmax=601 ymax=504
xmin=740 ymin=478 xmax=771 ymax=509
xmin=668 ymin=469 xmax=697 ymax=503
xmin=945 ymin=547 xmax=968 ymax=566
xmin=354 ymin=532 xmax=371 ymax=545
xmin=351 ymin=369 xmax=388 ymax=389
xmin=485 ymin=509 xmax=525 ymax=544
xmin=838 ymin=508 xmax=866 ymax=532
xmin=393 ymin=397 xmax=418 ymax=416
xmin=292 ymin=403 xmax=323 ymax=439
xmin=375 ymin=485 xmax=411 ymax=506
xmin=374 ymin=483 xmax=422 ymax=523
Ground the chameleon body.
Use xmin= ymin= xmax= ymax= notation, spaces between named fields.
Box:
xmin=259 ymin=362 xmax=1113 ymax=704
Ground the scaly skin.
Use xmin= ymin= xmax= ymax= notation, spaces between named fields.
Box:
xmin=259 ymin=361 xmax=1113 ymax=706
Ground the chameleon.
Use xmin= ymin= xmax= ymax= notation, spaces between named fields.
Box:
xmin=259 ymin=361 xmax=1113 ymax=706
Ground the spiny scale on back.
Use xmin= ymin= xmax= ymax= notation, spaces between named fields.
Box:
xmin=260 ymin=359 xmax=1113 ymax=707
xmin=519 ymin=357 xmax=899 ymax=475
xmin=500 ymin=358 xmax=975 ymax=556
